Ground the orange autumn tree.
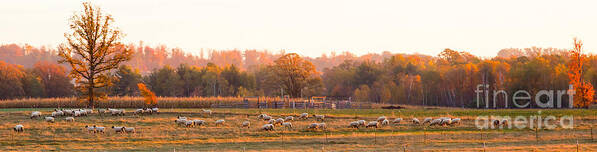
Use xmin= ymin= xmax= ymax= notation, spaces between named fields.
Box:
xmin=137 ymin=83 xmax=157 ymax=106
xmin=568 ymin=38 xmax=595 ymax=108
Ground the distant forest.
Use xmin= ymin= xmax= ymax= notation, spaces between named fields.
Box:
xmin=1 ymin=43 xmax=595 ymax=108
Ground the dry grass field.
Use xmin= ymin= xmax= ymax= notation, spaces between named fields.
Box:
xmin=0 ymin=108 xmax=596 ymax=151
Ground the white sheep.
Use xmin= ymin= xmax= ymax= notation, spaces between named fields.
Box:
xmin=440 ymin=118 xmax=452 ymax=126
xmin=201 ymin=109 xmax=212 ymax=115
xmin=241 ymin=121 xmax=250 ymax=128
xmin=423 ymin=117 xmax=432 ymax=124
xmin=85 ymin=109 xmax=93 ymax=114
xmin=282 ymin=122 xmax=293 ymax=129
xmin=366 ymin=121 xmax=379 ymax=128
xmin=45 ymin=117 xmax=55 ymax=123
xmin=185 ymin=120 xmax=194 ymax=127
xmin=412 ymin=118 xmax=420 ymax=125
xmin=215 ymin=119 xmax=225 ymax=126
xmin=63 ymin=109 xmax=73 ymax=116
xmin=357 ymin=120 xmax=367 ymax=127
xmin=299 ymin=113 xmax=309 ymax=119
xmin=275 ymin=118 xmax=285 ymax=125
xmin=258 ymin=114 xmax=268 ymax=119
xmin=263 ymin=115 xmax=272 ymax=121
xmin=450 ymin=118 xmax=461 ymax=125
xmin=112 ymin=126 xmax=124 ymax=133
xmin=317 ymin=123 xmax=327 ymax=129
xmin=284 ymin=116 xmax=294 ymax=121
xmin=381 ymin=119 xmax=390 ymax=126
xmin=73 ymin=111 xmax=81 ymax=117
xmin=98 ymin=109 xmax=106 ymax=115
xmin=313 ymin=115 xmax=325 ymax=121
xmin=151 ymin=108 xmax=159 ymax=114
xmin=65 ymin=117 xmax=75 ymax=122
xmin=261 ymin=124 xmax=274 ymax=131
xmin=134 ymin=109 xmax=144 ymax=115
xmin=175 ymin=119 xmax=187 ymax=126
xmin=393 ymin=118 xmax=402 ymax=124
xmin=94 ymin=126 xmax=105 ymax=133
xmin=377 ymin=116 xmax=387 ymax=122
xmin=177 ymin=116 xmax=188 ymax=120
xmin=349 ymin=121 xmax=360 ymax=128
xmin=268 ymin=119 xmax=276 ymax=124
xmin=30 ymin=111 xmax=42 ymax=119
xmin=429 ymin=118 xmax=442 ymax=126
xmin=13 ymin=124 xmax=24 ymax=132
xmin=193 ymin=120 xmax=206 ymax=126
xmin=52 ymin=109 xmax=64 ymax=117
xmin=307 ymin=123 xmax=319 ymax=129
xmin=85 ymin=125 xmax=95 ymax=133
xmin=143 ymin=108 xmax=152 ymax=114
xmin=123 ymin=127 xmax=135 ymax=133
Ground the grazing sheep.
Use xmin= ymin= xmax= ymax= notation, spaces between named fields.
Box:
xmin=241 ymin=121 xmax=250 ymax=128
xmin=193 ymin=120 xmax=206 ymax=126
xmin=268 ymin=119 xmax=276 ymax=125
xmin=94 ymin=126 xmax=105 ymax=133
xmin=98 ymin=109 xmax=106 ymax=115
xmin=73 ymin=111 xmax=81 ymax=117
xmin=65 ymin=117 xmax=75 ymax=122
xmin=313 ymin=115 xmax=325 ymax=121
xmin=85 ymin=109 xmax=93 ymax=114
xmin=261 ymin=124 xmax=274 ymax=131
xmin=263 ymin=115 xmax=272 ymax=121
xmin=493 ymin=119 xmax=501 ymax=126
xmin=134 ymin=109 xmax=144 ymax=115
xmin=498 ymin=119 xmax=509 ymax=127
xmin=123 ymin=127 xmax=135 ymax=133
xmin=110 ymin=109 xmax=124 ymax=116
xmin=381 ymin=119 xmax=390 ymax=126
xmin=52 ymin=109 xmax=64 ymax=117
xmin=13 ymin=125 xmax=24 ymax=132
xmin=299 ymin=113 xmax=309 ymax=119
xmin=366 ymin=121 xmax=379 ymax=128
xmin=63 ymin=109 xmax=73 ymax=116
xmin=185 ymin=120 xmax=194 ymax=127
xmin=85 ymin=125 xmax=95 ymax=133
xmin=201 ymin=109 xmax=213 ymax=115
xmin=377 ymin=116 xmax=387 ymax=122
xmin=282 ymin=122 xmax=293 ymax=129
xmin=450 ymin=118 xmax=461 ymax=125
xmin=275 ymin=118 xmax=285 ymax=125
xmin=440 ymin=118 xmax=452 ymax=126
xmin=349 ymin=121 xmax=360 ymax=128
xmin=215 ymin=119 xmax=225 ymax=126
xmin=357 ymin=120 xmax=367 ymax=127
xmin=284 ymin=116 xmax=294 ymax=121
xmin=429 ymin=119 xmax=442 ymax=126
xmin=412 ymin=118 xmax=420 ymax=124
xmin=423 ymin=117 xmax=432 ymax=124
xmin=143 ymin=108 xmax=152 ymax=114
xmin=258 ymin=114 xmax=268 ymax=119
xmin=45 ymin=117 xmax=55 ymax=123
xmin=393 ymin=118 xmax=403 ymax=124
xmin=151 ymin=108 xmax=159 ymax=114
xmin=112 ymin=126 xmax=124 ymax=133
xmin=177 ymin=116 xmax=188 ymax=120
xmin=307 ymin=123 xmax=319 ymax=129
xmin=30 ymin=111 xmax=42 ymax=119
xmin=175 ymin=119 xmax=187 ymax=126
xmin=317 ymin=123 xmax=327 ymax=129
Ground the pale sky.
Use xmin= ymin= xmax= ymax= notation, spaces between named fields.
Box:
xmin=2 ymin=0 xmax=597 ymax=58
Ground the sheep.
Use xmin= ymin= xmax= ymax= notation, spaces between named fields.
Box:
xmin=151 ymin=108 xmax=159 ymax=114
xmin=450 ymin=118 xmax=461 ymax=125
xmin=500 ymin=119 xmax=508 ymax=126
xmin=241 ymin=121 xmax=250 ymax=128
xmin=94 ymin=126 xmax=105 ymax=133
xmin=268 ymin=119 xmax=276 ymax=125
xmin=423 ymin=117 xmax=432 ymax=124
xmin=263 ymin=115 xmax=272 ymax=121
xmin=317 ymin=123 xmax=327 ymax=129
xmin=185 ymin=120 xmax=194 ymax=127
xmin=307 ymin=123 xmax=319 ymax=129
xmin=284 ymin=116 xmax=294 ymax=121
xmin=393 ymin=118 xmax=403 ymax=124
xmin=52 ymin=109 xmax=64 ymax=117
xmin=201 ymin=109 xmax=212 ymax=115
xmin=65 ymin=117 xmax=75 ymax=122
xmin=13 ymin=125 xmax=24 ymax=132
xmin=275 ymin=118 xmax=285 ymax=125
xmin=440 ymin=118 xmax=452 ymax=126
xmin=299 ymin=113 xmax=309 ymax=119
xmin=175 ymin=119 xmax=187 ymax=126
xmin=349 ymin=121 xmax=360 ymax=128
xmin=493 ymin=119 xmax=500 ymax=126
xmin=143 ymin=108 xmax=152 ymax=114
xmin=282 ymin=122 xmax=293 ymax=129
xmin=85 ymin=109 xmax=93 ymax=114
xmin=261 ymin=124 xmax=274 ymax=131
xmin=193 ymin=120 xmax=206 ymax=126
xmin=377 ymin=116 xmax=387 ymax=122
xmin=429 ymin=118 xmax=442 ymax=126
xmin=63 ymin=109 xmax=73 ymax=116
xmin=412 ymin=118 xmax=420 ymax=124
xmin=45 ymin=117 xmax=55 ymax=123
xmin=123 ymin=127 xmax=135 ymax=133
xmin=110 ymin=109 xmax=125 ymax=116
xmin=313 ymin=115 xmax=325 ymax=121
xmin=98 ymin=109 xmax=106 ymax=115
xmin=85 ymin=125 xmax=95 ymax=133
xmin=73 ymin=111 xmax=81 ymax=117
xmin=30 ymin=111 xmax=42 ymax=119
xmin=134 ymin=109 xmax=144 ymax=115
xmin=366 ymin=121 xmax=379 ymax=128
xmin=112 ymin=126 xmax=124 ymax=133
xmin=258 ymin=114 xmax=268 ymax=119
xmin=357 ymin=120 xmax=367 ymax=127
xmin=381 ymin=119 xmax=390 ymax=126
xmin=177 ymin=116 xmax=187 ymax=120
xmin=215 ymin=119 xmax=225 ymax=126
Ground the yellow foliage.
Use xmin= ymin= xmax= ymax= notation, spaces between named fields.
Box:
xmin=137 ymin=83 xmax=157 ymax=105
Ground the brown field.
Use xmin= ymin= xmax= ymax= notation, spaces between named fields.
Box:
xmin=0 ymin=108 xmax=596 ymax=151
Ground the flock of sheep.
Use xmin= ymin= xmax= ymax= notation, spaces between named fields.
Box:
xmin=14 ymin=108 xmax=482 ymax=134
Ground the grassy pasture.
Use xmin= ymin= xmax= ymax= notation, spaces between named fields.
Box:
xmin=0 ymin=108 xmax=596 ymax=151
